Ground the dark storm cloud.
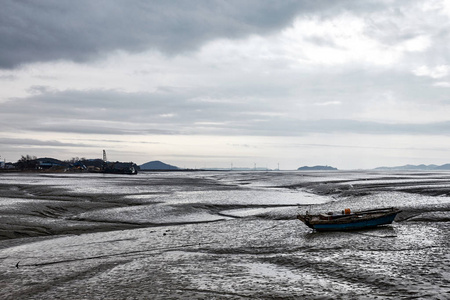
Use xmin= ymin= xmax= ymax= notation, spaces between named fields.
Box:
xmin=0 ymin=0 xmax=387 ymax=69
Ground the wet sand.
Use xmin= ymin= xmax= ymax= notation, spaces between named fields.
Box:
xmin=1 ymin=171 xmax=449 ymax=299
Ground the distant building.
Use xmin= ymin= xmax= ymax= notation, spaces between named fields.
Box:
xmin=104 ymin=162 xmax=138 ymax=174
xmin=3 ymin=163 xmax=15 ymax=170
xmin=80 ymin=159 xmax=105 ymax=172
xmin=36 ymin=158 xmax=68 ymax=170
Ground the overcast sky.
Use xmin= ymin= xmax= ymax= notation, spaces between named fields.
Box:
xmin=1 ymin=0 xmax=450 ymax=169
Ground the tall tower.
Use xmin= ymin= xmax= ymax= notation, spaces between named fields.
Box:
xmin=103 ymin=150 xmax=107 ymax=162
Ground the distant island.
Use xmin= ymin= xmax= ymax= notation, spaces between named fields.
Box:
xmin=297 ymin=165 xmax=338 ymax=171
xmin=140 ymin=160 xmax=179 ymax=170
xmin=374 ymin=164 xmax=450 ymax=171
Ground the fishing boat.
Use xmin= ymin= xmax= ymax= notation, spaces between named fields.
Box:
xmin=297 ymin=207 xmax=401 ymax=231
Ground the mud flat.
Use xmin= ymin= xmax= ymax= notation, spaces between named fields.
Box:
xmin=0 ymin=171 xmax=449 ymax=299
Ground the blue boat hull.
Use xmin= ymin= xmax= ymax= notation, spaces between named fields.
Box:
xmin=311 ymin=213 xmax=397 ymax=231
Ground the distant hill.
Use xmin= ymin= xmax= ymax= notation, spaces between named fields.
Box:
xmin=297 ymin=165 xmax=338 ymax=171
xmin=436 ymin=164 xmax=450 ymax=170
xmin=140 ymin=161 xmax=179 ymax=170
xmin=375 ymin=164 xmax=450 ymax=171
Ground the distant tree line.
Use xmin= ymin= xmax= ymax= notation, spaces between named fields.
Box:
xmin=5 ymin=154 xmax=138 ymax=174
xmin=15 ymin=155 xmax=38 ymax=170
xmin=12 ymin=155 xmax=78 ymax=171
xmin=65 ymin=157 xmax=86 ymax=164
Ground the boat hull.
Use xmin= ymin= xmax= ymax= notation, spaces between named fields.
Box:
xmin=311 ymin=213 xmax=397 ymax=231
xmin=297 ymin=208 xmax=400 ymax=232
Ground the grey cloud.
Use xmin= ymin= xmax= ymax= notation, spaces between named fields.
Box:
xmin=237 ymin=117 xmax=450 ymax=137
xmin=288 ymin=143 xmax=450 ymax=152
xmin=303 ymin=36 xmax=340 ymax=48
xmin=0 ymin=0 xmax=387 ymax=69
xmin=78 ymin=139 xmax=160 ymax=145
xmin=2 ymin=87 xmax=450 ymax=137
xmin=0 ymin=74 xmax=16 ymax=80
xmin=1 ymin=87 xmax=258 ymax=126
xmin=294 ymin=119 xmax=450 ymax=136
xmin=362 ymin=2 xmax=450 ymax=64
xmin=30 ymin=124 xmax=181 ymax=136
xmin=0 ymin=137 xmax=91 ymax=147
